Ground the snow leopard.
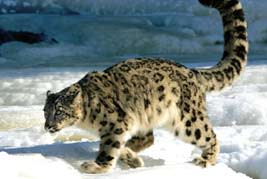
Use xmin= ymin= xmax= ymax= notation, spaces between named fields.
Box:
xmin=44 ymin=0 xmax=248 ymax=173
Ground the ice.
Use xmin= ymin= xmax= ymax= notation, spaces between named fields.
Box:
xmin=1 ymin=0 xmax=17 ymax=7
xmin=0 ymin=14 xmax=212 ymax=68
xmin=0 ymin=0 xmax=267 ymax=69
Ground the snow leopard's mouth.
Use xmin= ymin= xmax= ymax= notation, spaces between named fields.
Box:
xmin=44 ymin=123 xmax=62 ymax=133
xmin=47 ymin=127 xmax=61 ymax=133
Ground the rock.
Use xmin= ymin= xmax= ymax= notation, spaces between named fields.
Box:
xmin=0 ymin=28 xmax=58 ymax=45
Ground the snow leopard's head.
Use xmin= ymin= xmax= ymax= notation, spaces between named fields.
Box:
xmin=43 ymin=84 xmax=84 ymax=133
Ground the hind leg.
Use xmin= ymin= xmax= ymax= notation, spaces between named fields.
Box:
xmin=191 ymin=127 xmax=219 ymax=167
xmin=176 ymin=88 xmax=220 ymax=167
xmin=174 ymin=107 xmax=219 ymax=167
xmin=119 ymin=131 xmax=154 ymax=168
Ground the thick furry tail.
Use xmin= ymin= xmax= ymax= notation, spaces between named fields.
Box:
xmin=196 ymin=0 xmax=248 ymax=91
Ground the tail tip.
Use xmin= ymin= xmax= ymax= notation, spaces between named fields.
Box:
xmin=199 ymin=0 xmax=241 ymax=9
xmin=199 ymin=0 xmax=222 ymax=8
xmin=199 ymin=0 xmax=213 ymax=7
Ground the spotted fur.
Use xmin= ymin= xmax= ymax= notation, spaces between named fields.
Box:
xmin=44 ymin=0 xmax=248 ymax=173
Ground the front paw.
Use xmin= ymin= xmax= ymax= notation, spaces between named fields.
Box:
xmin=120 ymin=155 xmax=144 ymax=168
xmin=81 ymin=162 xmax=110 ymax=174
xmin=192 ymin=157 xmax=209 ymax=168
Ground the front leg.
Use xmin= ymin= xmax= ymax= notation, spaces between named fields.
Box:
xmin=81 ymin=129 xmax=125 ymax=173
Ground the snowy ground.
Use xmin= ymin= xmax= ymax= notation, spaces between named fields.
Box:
xmin=0 ymin=63 xmax=266 ymax=179
xmin=0 ymin=127 xmax=266 ymax=179
xmin=1 ymin=127 xmax=266 ymax=179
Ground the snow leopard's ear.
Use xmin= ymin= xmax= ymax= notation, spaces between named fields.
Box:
xmin=46 ymin=90 xmax=53 ymax=97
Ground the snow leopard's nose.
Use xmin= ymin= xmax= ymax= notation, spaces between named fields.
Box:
xmin=44 ymin=121 xmax=60 ymax=133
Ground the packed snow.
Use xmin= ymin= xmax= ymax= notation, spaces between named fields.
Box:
xmin=0 ymin=127 xmax=264 ymax=179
